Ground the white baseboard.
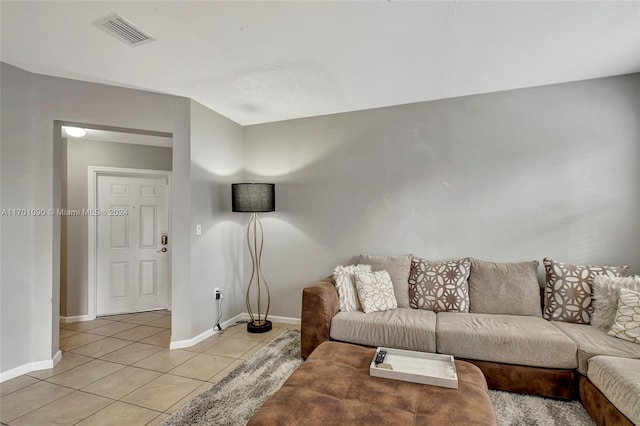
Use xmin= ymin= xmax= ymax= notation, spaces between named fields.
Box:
xmin=238 ymin=313 xmax=301 ymax=326
xmin=169 ymin=313 xmax=245 ymax=350
xmin=0 ymin=350 xmax=62 ymax=383
xmin=52 ymin=350 xmax=62 ymax=367
xmin=60 ymin=315 xmax=95 ymax=324
xmin=168 ymin=313 xmax=300 ymax=350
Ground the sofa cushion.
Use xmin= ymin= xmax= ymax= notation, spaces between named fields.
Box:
xmin=436 ymin=313 xmax=577 ymax=368
xmin=543 ymin=258 xmax=629 ymax=324
xmin=358 ymin=254 xmax=412 ymax=309
xmin=587 ymin=356 xmax=640 ymax=425
xmin=330 ymin=308 xmax=436 ymax=353
xmin=468 ymin=259 xmax=542 ymax=317
xmin=408 ymin=257 xmax=471 ymax=313
xmin=551 ymin=321 xmax=640 ymax=374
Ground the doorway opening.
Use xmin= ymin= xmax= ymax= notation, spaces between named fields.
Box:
xmin=58 ymin=123 xmax=173 ymax=322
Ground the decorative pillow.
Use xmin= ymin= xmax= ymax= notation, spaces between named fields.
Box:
xmin=608 ymin=288 xmax=640 ymax=344
xmin=408 ymin=257 xmax=471 ymax=313
xmin=333 ymin=264 xmax=372 ymax=312
xmin=353 ymin=270 xmax=398 ymax=314
xmin=358 ymin=254 xmax=412 ymax=309
xmin=543 ymin=258 xmax=629 ymax=324
xmin=468 ymin=258 xmax=542 ymax=316
xmin=592 ymin=275 xmax=640 ymax=330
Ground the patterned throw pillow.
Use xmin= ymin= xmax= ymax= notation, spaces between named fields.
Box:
xmin=543 ymin=258 xmax=629 ymax=324
xmin=333 ymin=264 xmax=372 ymax=312
xmin=408 ymin=257 xmax=471 ymax=313
xmin=608 ymin=288 xmax=640 ymax=344
xmin=353 ymin=270 xmax=398 ymax=314
xmin=592 ymin=275 xmax=640 ymax=330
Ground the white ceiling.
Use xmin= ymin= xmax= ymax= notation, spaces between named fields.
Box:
xmin=2 ymin=1 xmax=639 ymax=125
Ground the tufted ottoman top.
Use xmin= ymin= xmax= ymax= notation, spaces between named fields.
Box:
xmin=248 ymin=341 xmax=498 ymax=426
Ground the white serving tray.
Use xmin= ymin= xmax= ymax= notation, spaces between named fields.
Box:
xmin=369 ymin=347 xmax=458 ymax=389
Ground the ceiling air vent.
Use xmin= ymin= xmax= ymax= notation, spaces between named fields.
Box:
xmin=92 ymin=13 xmax=155 ymax=47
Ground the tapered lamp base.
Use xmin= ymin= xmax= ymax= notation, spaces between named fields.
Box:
xmin=247 ymin=320 xmax=272 ymax=334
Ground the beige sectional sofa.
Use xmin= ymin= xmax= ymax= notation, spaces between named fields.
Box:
xmin=300 ymin=256 xmax=640 ymax=426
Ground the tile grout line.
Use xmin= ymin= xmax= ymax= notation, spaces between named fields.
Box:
xmin=4 ymin=382 xmax=86 ymax=424
xmin=68 ymin=390 xmax=167 ymax=425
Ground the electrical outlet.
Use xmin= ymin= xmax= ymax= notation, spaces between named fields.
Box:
xmin=214 ymin=288 xmax=222 ymax=300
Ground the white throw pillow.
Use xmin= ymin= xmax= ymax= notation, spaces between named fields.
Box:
xmin=354 ymin=270 xmax=398 ymax=314
xmin=359 ymin=253 xmax=412 ymax=309
xmin=608 ymin=288 xmax=640 ymax=344
xmin=333 ymin=264 xmax=372 ymax=312
xmin=592 ymin=275 xmax=640 ymax=330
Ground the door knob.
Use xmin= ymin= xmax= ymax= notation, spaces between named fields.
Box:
xmin=157 ymin=247 xmax=167 ymax=253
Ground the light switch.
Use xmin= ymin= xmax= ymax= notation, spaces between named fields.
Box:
xmin=196 ymin=224 xmax=202 ymax=236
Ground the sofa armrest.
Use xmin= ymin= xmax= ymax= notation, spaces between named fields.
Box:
xmin=301 ymin=279 xmax=339 ymax=359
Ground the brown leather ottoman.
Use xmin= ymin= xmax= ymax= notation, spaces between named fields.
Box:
xmin=248 ymin=341 xmax=498 ymax=425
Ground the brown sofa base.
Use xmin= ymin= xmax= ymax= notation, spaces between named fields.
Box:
xmin=301 ymin=280 xmax=338 ymax=359
xmin=578 ymin=375 xmax=634 ymax=426
xmin=462 ymin=359 xmax=576 ymax=400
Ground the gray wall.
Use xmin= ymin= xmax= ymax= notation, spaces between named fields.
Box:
xmin=0 ymin=62 xmax=193 ymax=375
xmin=244 ymin=73 xmax=640 ymax=318
xmin=190 ymin=100 xmax=244 ymax=336
xmin=1 ymin=64 xmax=246 ymax=377
xmin=62 ymin=139 xmax=172 ymax=317
xmin=1 ymin=62 xmax=40 ymax=374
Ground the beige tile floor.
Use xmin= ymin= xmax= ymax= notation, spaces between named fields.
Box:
xmin=0 ymin=310 xmax=298 ymax=426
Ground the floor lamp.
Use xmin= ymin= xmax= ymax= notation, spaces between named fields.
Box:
xmin=232 ymin=183 xmax=275 ymax=333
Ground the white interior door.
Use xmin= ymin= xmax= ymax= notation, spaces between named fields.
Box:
xmin=96 ymin=174 xmax=169 ymax=316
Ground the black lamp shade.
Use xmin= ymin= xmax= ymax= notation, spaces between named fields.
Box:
xmin=232 ymin=183 xmax=275 ymax=213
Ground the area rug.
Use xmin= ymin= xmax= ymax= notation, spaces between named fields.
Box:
xmin=489 ymin=390 xmax=595 ymax=426
xmin=163 ymin=330 xmax=595 ymax=426
xmin=162 ymin=329 xmax=303 ymax=426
